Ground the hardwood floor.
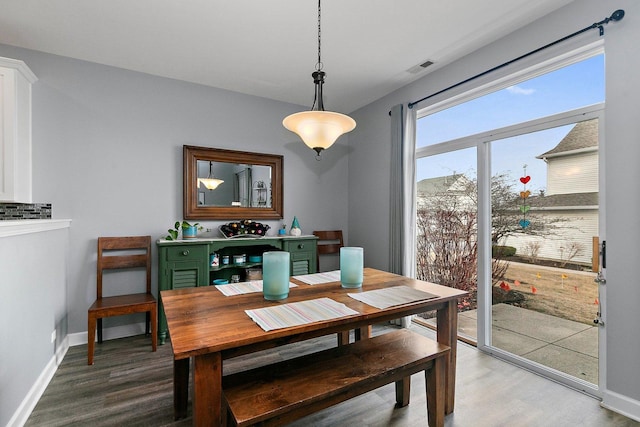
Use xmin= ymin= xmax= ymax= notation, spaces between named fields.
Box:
xmin=26 ymin=324 xmax=638 ymax=427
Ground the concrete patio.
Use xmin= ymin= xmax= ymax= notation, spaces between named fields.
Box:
xmin=421 ymin=303 xmax=598 ymax=384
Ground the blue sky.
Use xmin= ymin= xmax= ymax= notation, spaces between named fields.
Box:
xmin=416 ymin=54 xmax=604 ymax=191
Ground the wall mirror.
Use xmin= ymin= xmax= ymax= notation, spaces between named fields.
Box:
xmin=183 ymin=145 xmax=283 ymax=220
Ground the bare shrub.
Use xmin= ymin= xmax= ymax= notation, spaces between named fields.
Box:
xmin=558 ymin=241 xmax=584 ymax=268
xmin=415 ymin=172 xmax=577 ymax=311
xmin=523 ymin=241 xmax=542 ymax=264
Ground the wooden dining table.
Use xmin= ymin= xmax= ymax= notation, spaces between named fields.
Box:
xmin=161 ymin=267 xmax=467 ymax=426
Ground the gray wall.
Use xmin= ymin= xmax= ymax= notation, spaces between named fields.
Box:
xmin=347 ymin=0 xmax=640 ymax=416
xmin=0 ymin=44 xmax=350 ymax=337
xmin=0 ymin=227 xmax=69 ymax=426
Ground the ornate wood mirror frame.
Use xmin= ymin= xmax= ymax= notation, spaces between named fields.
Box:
xmin=183 ymin=145 xmax=283 ymax=220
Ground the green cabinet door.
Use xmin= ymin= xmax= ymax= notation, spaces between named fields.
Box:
xmin=283 ymin=238 xmax=317 ymax=275
xmin=158 ymin=243 xmax=208 ymax=344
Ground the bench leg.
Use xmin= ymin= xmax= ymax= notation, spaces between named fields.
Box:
xmin=425 ymin=357 xmax=445 ymax=427
xmin=395 ymin=376 xmax=411 ymax=407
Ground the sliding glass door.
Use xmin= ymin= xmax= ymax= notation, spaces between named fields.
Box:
xmin=413 ymin=48 xmax=605 ymax=394
xmin=485 ymin=116 xmax=601 ymax=391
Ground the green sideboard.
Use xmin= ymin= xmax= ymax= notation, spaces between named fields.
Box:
xmin=156 ymin=235 xmax=318 ymax=344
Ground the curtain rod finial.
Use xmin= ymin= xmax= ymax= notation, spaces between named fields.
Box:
xmin=611 ymin=9 xmax=625 ymax=22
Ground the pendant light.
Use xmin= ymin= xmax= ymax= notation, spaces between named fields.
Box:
xmin=198 ymin=161 xmax=224 ymax=190
xmin=283 ymin=0 xmax=356 ymax=159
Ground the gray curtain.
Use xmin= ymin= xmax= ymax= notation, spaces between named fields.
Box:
xmin=389 ymin=104 xmax=417 ymax=277
xmin=389 ymin=104 xmax=417 ymax=327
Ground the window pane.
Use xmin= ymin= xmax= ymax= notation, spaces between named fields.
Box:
xmin=415 ymin=148 xmax=478 ymax=341
xmin=490 ymin=120 xmax=599 ymax=385
xmin=417 ymin=55 xmax=604 ymax=147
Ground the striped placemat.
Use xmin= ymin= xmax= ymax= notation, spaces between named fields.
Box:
xmin=348 ymin=286 xmax=438 ymax=309
xmin=293 ymin=270 xmax=341 ymax=285
xmin=245 ymin=297 xmax=359 ymax=331
xmin=215 ymin=281 xmax=297 ymax=296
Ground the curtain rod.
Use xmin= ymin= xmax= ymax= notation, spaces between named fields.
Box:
xmin=407 ymin=9 xmax=625 ymax=110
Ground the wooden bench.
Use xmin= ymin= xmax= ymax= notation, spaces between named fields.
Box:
xmin=222 ymin=329 xmax=450 ymax=427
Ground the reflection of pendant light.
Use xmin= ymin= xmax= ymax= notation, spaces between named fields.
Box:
xmin=198 ymin=161 xmax=224 ymax=190
xmin=282 ymin=0 xmax=356 ymax=159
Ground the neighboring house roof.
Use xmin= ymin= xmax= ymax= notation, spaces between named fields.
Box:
xmin=537 ymin=119 xmax=598 ymax=159
xmin=526 ymin=192 xmax=599 ymax=209
xmin=418 ymin=175 xmax=598 ymax=210
xmin=417 ymin=174 xmax=465 ymax=195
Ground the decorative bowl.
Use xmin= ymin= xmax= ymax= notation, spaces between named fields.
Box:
xmin=219 ymin=220 xmax=270 ymax=238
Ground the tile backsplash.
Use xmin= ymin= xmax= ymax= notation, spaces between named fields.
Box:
xmin=0 ymin=203 xmax=52 ymax=220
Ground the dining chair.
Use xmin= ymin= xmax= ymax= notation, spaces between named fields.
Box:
xmin=313 ymin=230 xmax=344 ymax=272
xmin=87 ymin=236 xmax=157 ymax=365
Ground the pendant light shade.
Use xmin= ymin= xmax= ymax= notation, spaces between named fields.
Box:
xmin=198 ymin=177 xmax=224 ymax=190
xmin=283 ymin=0 xmax=356 ymax=159
xmin=283 ymin=110 xmax=355 ymax=155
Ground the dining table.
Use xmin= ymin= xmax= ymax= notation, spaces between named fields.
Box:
xmin=161 ymin=267 xmax=468 ymax=426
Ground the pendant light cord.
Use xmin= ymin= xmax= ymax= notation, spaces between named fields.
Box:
xmin=316 ymin=0 xmax=323 ymax=72
xmin=311 ymin=0 xmax=324 ymax=111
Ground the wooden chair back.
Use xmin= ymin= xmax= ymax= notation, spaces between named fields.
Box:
xmin=313 ymin=230 xmax=344 ymax=270
xmin=97 ymin=236 xmax=152 ymax=298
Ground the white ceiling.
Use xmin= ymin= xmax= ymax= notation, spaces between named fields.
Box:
xmin=0 ymin=0 xmax=574 ymax=113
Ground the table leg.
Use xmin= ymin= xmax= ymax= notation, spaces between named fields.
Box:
xmin=337 ymin=330 xmax=350 ymax=346
xmin=174 ymin=358 xmax=189 ymax=420
xmin=193 ymin=352 xmax=223 ymax=426
xmin=354 ymin=325 xmax=372 ymax=341
xmin=395 ymin=376 xmax=411 ymax=407
xmin=437 ymin=299 xmax=458 ymax=415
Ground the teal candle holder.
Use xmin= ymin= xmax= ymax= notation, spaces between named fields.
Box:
xmin=340 ymin=247 xmax=363 ymax=288
xmin=262 ymin=251 xmax=290 ymax=300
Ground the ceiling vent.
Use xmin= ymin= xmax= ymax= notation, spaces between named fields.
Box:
xmin=407 ymin=60 xmax=435 ymax=74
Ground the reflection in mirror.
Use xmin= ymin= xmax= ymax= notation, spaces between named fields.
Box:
xmin=197 ymin=161 xmax=272 ymax=208
xmin=184 ymin=145 xmax=283 ymax=220
xmin=197 ymin=161 xmax=224 ymax=191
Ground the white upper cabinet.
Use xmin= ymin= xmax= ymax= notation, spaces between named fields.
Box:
xmin=0 ymin=57 xmax=37 ymax=203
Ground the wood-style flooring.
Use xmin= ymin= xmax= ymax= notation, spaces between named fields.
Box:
xmin=26 ymin=324 xmax=638 ymax=427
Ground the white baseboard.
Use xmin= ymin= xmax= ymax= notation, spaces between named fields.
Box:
xmin=602 ymin=390 xmax=640 ymax=422
xmin=7 ymin=336 xmax=69 ymax=427
xmin=10 ymin=323 xmax=147 ymax=427
xmin=68 ymin=322 xmax=148 ymax=347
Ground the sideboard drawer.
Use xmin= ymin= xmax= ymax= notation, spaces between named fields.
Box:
xmin=287 ymin=241 xmax=311 ymax=254
xmin=165 ymin=244 xmax=207 ymax=261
